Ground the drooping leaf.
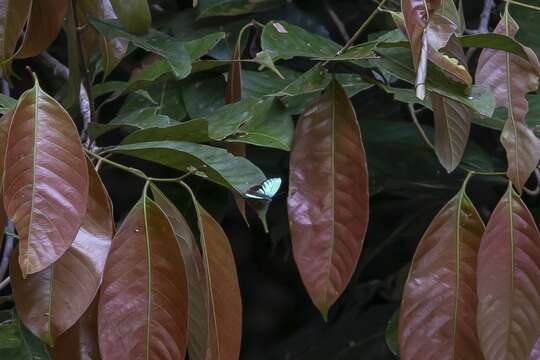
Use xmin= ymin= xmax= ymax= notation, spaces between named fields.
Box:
xmin=0 ymin=0 xmax=31 ymax=77
xmin=399 ymin=189 xmax=484 ymax=359
xmin=15 ymin=0 xmax=69 ymax=59
xmin=401 ymin=0 xmax=457 ymax=98
xmin=261 ymin=21 xmax=340 ymax=60
xmin=98 ymin=195 xmax=188 ymax=359
xmin=151 ymin=185 xmax=209 ymax=360
xmin=477 ymin=184 xmax=540 ymax=360
xmin=3 ymin=76 xmax=89 ymax=277
xmin=110 ymin=0 xmax=151 ymax=34
xmin=49 ymin=297 xmax=101 ymax=360
xmin=476 ymin=10 xmax=540 ymax=191
xmin=181 ymin=183 xmax=242 ymax=360
xmin=385 ymin=309 xmax=399 ymax=357
xmin=0 ymin=309 xmax=49 ymax=360
xmin=288 ymin=80 xmax=369 ymax=318
xmin=88 ymin=108 xmax=174 ymax=139
xmin=90 ymin=18 xmax=191 ymax=79
xmin=197 ymin=0 xmax=284 ymax=18
xmin=10 ymin=160 xmax=113 ymax=346
xmin=112 ymin=141 xmax=267 ymax=195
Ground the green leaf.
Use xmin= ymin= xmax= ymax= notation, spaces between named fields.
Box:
xmin=123 ymin=118 xmax=211 ymax=144
xmin=197 ymin=0 xmax=285 ymax=18
xmin=0 ymin=310 xmax=49 ymax=359
xmin=385 ymin=309 xmax=399 ymax=357
xmin=90 ymin=18 xmax=191 ymax=78
xmin=182 ymin=76 xmax=226 ymax=118
xmin=372 ymin=47 xmax=495 ymax=117
xmin=0 ymin=93 xmax=17 ymax=113
xmin=261 ymin=21 xmax=340 ymax=60
xmin=110 ymin=0 xmax=151 ymax=34
xmin=460 ymin=33 xmax=530 ymax=59
xmin=112 ymin=141 xmax=267 ymax=194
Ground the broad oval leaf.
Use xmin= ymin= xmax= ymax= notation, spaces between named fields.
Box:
xmin=182 ymin=183 xmax=242 ymax=360
xmin=477 ymin=184 xmax=540 ymax=360
xmin=197 ymin=0 xmax=284 ymax=18
xmin=112 ymin=140 xmax=267 ymax=195
xmin=399 ymin=190 xmax=484 ymax=359
xmin=98 ymin=196 xmax=188 ymax=359
xmin=151 ymin=185 xmax=209 ymax=360
xmin=110 ymin=0 xmax=151 ymax=34
xmin=475 ymin=11 xmax=540 ymax=190
xmin=3 ymin=77 xmax=89 ymax=277
xmin=49 ymin=297 xmax=100 ymax=360
xmin=10 ymin=160 xmax=113 ymax=345
xmin=288 ymin=79 xmax=369 ymax=317
xmin=16 ymin=0 xmax=69 ymax=59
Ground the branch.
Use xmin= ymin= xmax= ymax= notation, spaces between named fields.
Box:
xmin=38 ymin=52 xmax=92 ymax=146
xmin=324 ymin=0 xmax=350 ymax=43
xmin=408 ymin=104 xmax=434 ymax=149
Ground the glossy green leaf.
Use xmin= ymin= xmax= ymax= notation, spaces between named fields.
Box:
xmin=10 ymin=160 xmax=113 ymax=346
xmin=112 ymin=141 xmax=267 ymax=194
xmin=261 ymin=20 xmax=340 ymax=60
xmin=181 ymin=183 xmax=242 ymax=360
xmin=0 ymin=93 xmax=16 ymax=111
xmin=3 ymin=76 xmax=89 ymax=277
xmin=90 ymin=18 xmax=191 ymax=78
xmin=477 ymin=184 xmax=540 ymax=360
xmin=110 ymin=0 xmax=151 ymax=34
xmin=0 ymin=310 xmax=49 ymax=360
xmin=399 ymin=189 xmax=484 ymax=359
xmin=197 ymin=0 xmax=284 ymax=18
xmin=289 ymin=80 xmax=369 ymax=318
xmin=122 ymin=118 xmax=211 ymax=144
xmin=98 ymin=195 xmax=188 ymax=359
xmin=182 ymin=76 xmax=226 ymax=119
xmin=385 ymin=309 xmax=399 ymax=357
xmin=151 ymin=185 xmax=209 ymax=360
xmin=476 ymin=10 xmax=540 ymax=191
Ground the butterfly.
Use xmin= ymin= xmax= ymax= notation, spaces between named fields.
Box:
xmin=244 ymin=178 xmax=282 ymax=201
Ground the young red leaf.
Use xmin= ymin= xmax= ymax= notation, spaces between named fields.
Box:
xmin=10 ymin=160 xmax=113 ymax=345
xmin=49 ymin=296 xmax=101 ymax=360
xmin=15 ymin=0 xmax=69 ymax=59
xmin=151 ymin=185 xmax=210 ymax=360
xmin=98 ymin=195 xmax=188 ymax=359
xmin=477 ymin=184 xmax=540 ymax=360
xmin=401 ymin=0 xmax=457 ymax=99
xmin=288 ymin=79 xmax=369 ymax=318
xmin=182 ymin=183 xmax=242 ymax=360
xmin=431 ymin=36 xmax=472 ymax=173
xmin=3 ymin=76 xmax=89 ymax=277
xmin=399 ymin=189 xmax=484 ymax=359
xmin=475 ymin=10 xmax=540 ymax=191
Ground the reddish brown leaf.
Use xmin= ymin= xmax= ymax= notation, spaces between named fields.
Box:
xmin=477 ymin=184 xmax=540 ymax=360
xmin=182 ymin=183 xmax=242 ymax=360
xmin=10 ymin=160 xmax=113 ymax=345
xmin=49 ymin=296 xmax=101 ymax=360
xmin=151 ymin=185 xmax=209 ymax=360
xmin=399 ymin=189 xmax=484 ymax=360
xmin=475 ymin=10 xmax=540 ymax=191
xmin=3 ymin=76 xmax=89 ymax=277
xmin=98 ymin=195 xmax=188 ymax=359
xmin=401 ymin=0 xmax=456 ymax=99
xmin=15 ymin=0 xmax=69 ymax=59
xmin=288 ymin=79 xmax=369 ymax=318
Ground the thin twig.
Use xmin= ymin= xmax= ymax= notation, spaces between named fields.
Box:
xmin=408 ymin=104 xmax=434 ymax=149
xmin=466 ymin=0 xmax=496 ymax=59
xmin=0 ymin=276 xmax=10 ymax=292
xmin=324 ymin=0 xmax=350 ymax=42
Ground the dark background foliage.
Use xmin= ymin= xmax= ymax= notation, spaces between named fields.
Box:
xmin=2 ymin=0 xmax=536 ymax=358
